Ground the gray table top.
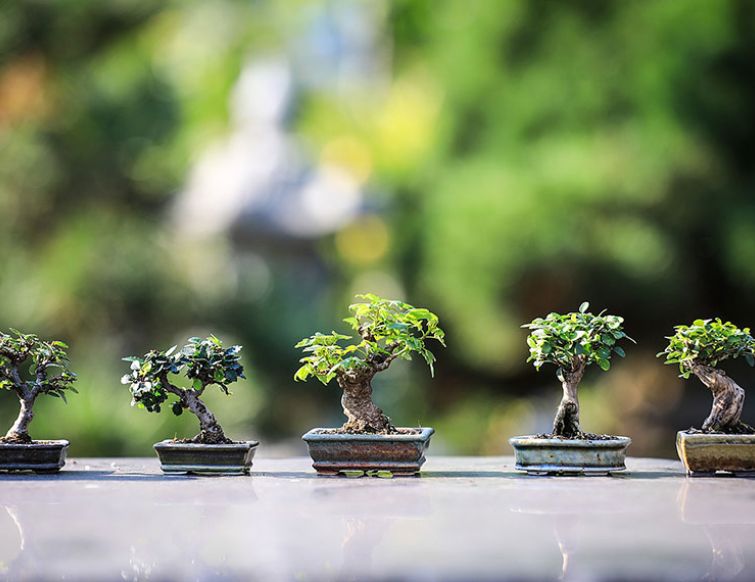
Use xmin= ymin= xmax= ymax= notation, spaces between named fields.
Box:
xmin=0 ymin=456 xmax=753 ymax=581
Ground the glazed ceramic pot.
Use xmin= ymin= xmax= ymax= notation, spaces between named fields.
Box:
xmin=0 ymin=440 xmax=69 ymax=473
xmin=509 ymin=436 xmax=631 ymax=475
xmin=153 ymin=440 xmax=259 ymax=475
xmin=676 ymin=431 xmax=755 ymax=477
xmin=302 ymin=427 xmax=434 ymax=476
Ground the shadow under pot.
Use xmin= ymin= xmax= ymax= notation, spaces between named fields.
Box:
xmin=677 ymin=431 xmax=755 ymax=477
xmin=0 ymin=440 xmax=70 ymax=474
xmin=302 ymin=427 xmax=434 ymax=476
xmin=154 ymin=440 xmax=259 ymax=475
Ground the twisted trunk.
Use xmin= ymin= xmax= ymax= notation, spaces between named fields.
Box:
xmin=338 ymin=373 xmax=394 ymax=433
xmin=552 ymin=359 xmax=586 ymax=438
xmin=690 ymin=364 xmax=751 ymax=433
xmin=183 ymin=391 xmax=230 ymax=444
xmin=3 ymin=388 xmax=37 ymax=443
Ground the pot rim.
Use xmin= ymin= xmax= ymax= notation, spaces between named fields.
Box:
xmin=153 ymin=439 xmax=259 ymax=449
xmin=302 ymin=427 xmax=434 ymax=442
xmin=677 ymin=430 xmax=755 ymax=442
xmin=0 ymin=439 xmax=70 ymax=449
xmin=509 ymin=435 xmax=631 ymax=448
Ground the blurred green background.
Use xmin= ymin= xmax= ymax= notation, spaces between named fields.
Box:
xmin=1 ymin=0 xmax=754 ymax=458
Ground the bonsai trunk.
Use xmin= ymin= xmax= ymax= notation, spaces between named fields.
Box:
xmin=552 ymin=361 xmax=586 ymax=438
xmin=183 ymin=391 xmax=231 ymax=444
xmin=338 ymin=373 xmax=394 ymax=433
xmin=4 ymin=389 xmax=37 ymax=443
xmin=690 ymin=364 xmax=751 ymax=433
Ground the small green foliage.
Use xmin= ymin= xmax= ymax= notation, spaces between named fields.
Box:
xmin=0 ymin=329 xmax=77 ymax=399
xmin=522 ymin=303 xmax=634 ymax=374
xmin=294 ymin=294 xmax=446 ymax=385
xmin=658 ymin=318 xmax=755 ymax=378
xmin=122 ymin=336 xmax=245 ymax=414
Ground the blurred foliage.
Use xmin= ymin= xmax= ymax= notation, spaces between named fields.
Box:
xmin=1 ymin=0 xmax=755 ymax=457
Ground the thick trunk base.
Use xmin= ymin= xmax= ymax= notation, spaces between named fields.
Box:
xmin=189 ymin=429 xmax=232 ymax=445
xmin=340 ymin=379 xmax=395 ymax=434
xmin=692 ymin=365 xmax=746 ymax=432
xmin=552 ymin=363 xmax=584 ymax=438
xmin=552 ymin=401 xmax=580 ymax=438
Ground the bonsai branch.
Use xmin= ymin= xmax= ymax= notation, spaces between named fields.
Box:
xmin=690 ymin=364 xmax=752 ymax=433
xmin=553 ymin=358 xmax=586 ymax=438
xmin=371 ymin=341 xmax=402 ymax=372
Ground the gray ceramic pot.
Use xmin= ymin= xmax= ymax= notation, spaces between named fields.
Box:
xmin=676 ymin=431 xmax=755 ymax=477
xmin=509 ymin=435 xmax=631 ymax=475
xmin=0 ymin=440 xmax=69 ymax=473
xmin=153 ymin=440 xmax=259 ymax=475
xmin=302 ymin=427 xmax=434 ymax=475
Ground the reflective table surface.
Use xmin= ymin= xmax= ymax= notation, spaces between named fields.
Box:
xmin=1 ymin=456 xmax=754 ymax=581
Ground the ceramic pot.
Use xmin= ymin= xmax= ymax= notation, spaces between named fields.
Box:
xmin=153 ymin=440 xmax=259 ymax=475
xmin=509 ymin=435 xmax=631 ymax=475
xmin=676 ymin=430 xmax=755 ymax=477
xmin=302 ymin=427 xmax=434 ymax=475
xmin=0 ymin=440 xmax=69 ymax=473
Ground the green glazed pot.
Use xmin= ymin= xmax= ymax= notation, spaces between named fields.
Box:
xmin=302 ymin=427 xmax=434 ymax=476
xmin=509 ymin=435 xmax=631 ymax=476
xmin=676 ymin=430 xmax=755 ymax=477
xmin=153 ymin=440 xmax=259 ymax=476
xmin=0 ymin=440 xmax=69 ymax=473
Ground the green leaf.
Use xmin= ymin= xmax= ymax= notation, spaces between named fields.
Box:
xmin=579 ymin=301 xmax=590 ymax=313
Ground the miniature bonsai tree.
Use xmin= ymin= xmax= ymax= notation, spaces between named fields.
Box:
xmin=294 ymin=294 xmax=445 ymax=433
xmin=122 ymin=336 xmax=245 ymax=444
xmin=659 ymin=318 xmax=755 ymax=434
xmin=522 ymin=302 xmax=634 ymax=438
xmin=0 ymin=330 xmax=77 ymax=443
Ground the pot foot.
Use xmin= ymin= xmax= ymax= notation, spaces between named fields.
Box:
xmin=688 ymin=470 xmax=717 ymax=478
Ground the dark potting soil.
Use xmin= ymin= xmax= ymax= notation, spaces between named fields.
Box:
xmin=170 ymin=437 xmax=238 ymax=445
xmin=533 ymin=432 xmax=622 ymax=441
xmin=0 ymin=438 xmax=61 ymax=445
xmin=313 ymin=427 xmax=423 ymax=436
xmin=685 ymin=424 xmax=755 ymax=436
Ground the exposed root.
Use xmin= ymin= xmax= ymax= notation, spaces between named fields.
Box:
xmin=0 ymin=433 xmax=33 ymax=444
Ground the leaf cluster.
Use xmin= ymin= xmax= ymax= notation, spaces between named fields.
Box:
xmin=0 ymin=329 xmax=77 ymax=401
xmin=294 ymin=294 xmax=445 ymax=385
xmin=658 ymin=318 xmax=755 ymax=378
xmin=523 ymin=302 xmax=633 ymax=373
xmin=122 ymin=336 xmax=244 ymax=414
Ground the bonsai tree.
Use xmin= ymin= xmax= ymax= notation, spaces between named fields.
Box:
xmin=658 ymin=318 xmax=755 ymax=433
xmin=294 ymin=294 xmax=445 ymax=433
xmin=522 ymin=302 xmax=634 ymax=438
xmin=122 ymin=336 xmax=245 ymax=444
xmin=0 ymin=330 xmax=77 ymax=443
